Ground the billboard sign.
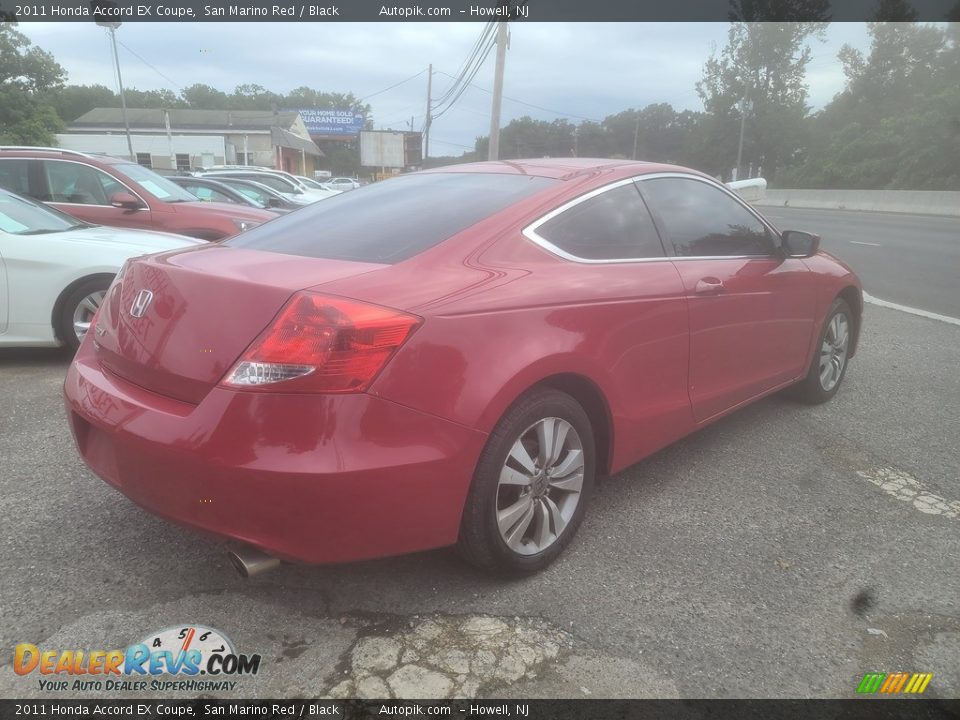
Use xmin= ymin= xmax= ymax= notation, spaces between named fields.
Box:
xmin=293 ymin=109 xmax=365 ymax=137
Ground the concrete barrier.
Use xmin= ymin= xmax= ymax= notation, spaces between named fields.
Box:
xmin=754 ymin=189 xmax=960 ymax=217
xmin=726 ymin=178 xmax=767 ymax=202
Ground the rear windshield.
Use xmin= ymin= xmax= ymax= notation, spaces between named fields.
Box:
xmin=225 ymin=172 xmax=558 ymax=263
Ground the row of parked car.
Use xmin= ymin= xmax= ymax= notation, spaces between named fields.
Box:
xmin=0 ymin=146 xmax=358 ymax=351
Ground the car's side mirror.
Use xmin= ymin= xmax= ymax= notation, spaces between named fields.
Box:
xmin=780 ymin=230 xmax=820 ymax=258
xmin=268 ymin=198 xmax=282 ymax=208
xmin=110 ymin=191 xmax=142 ymax=210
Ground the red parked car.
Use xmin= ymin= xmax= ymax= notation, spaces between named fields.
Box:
xmin=64 ymin=159 xmax=862 ymax=575
xmin=0 ymin=148 xmax=275 ymax=240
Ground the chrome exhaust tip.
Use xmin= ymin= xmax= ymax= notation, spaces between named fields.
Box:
xmin=228 ymin=545 xmax=280 ymax=578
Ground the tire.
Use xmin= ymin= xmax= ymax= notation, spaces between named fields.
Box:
xmin=457 ymin=388 xmax=595 ymax=575
xmin=58 ymin=278 xmax=111 ymax=352
xmin=792 ymin=297 xmax=854 ymax=404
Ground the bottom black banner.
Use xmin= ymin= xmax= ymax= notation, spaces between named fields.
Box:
xmin=1 ymin=699 xmax=959 ymax=720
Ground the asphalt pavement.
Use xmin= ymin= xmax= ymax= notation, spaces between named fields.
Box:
xmin=1 ymin=299 xmax=958 ymax=699
xmin=757 ymin=206 xmax=960 ymax=318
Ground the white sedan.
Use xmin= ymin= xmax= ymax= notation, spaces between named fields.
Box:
xmin=0 ymin=188 xmax=203 ymax=350
xmin=322 ymin=177 xmax=362 ymax=191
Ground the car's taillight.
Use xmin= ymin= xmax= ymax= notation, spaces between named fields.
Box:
xmin=221 ymin=292 xmax=421 ymax=393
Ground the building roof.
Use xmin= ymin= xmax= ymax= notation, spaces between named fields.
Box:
xmin=71 ymin=108 xmax=302 ymax=132
xmin=271 ymin=126 xmax=323 ymax=156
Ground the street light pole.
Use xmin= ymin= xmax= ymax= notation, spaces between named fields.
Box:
xmin=99 ymin=22 xmax=135 ymax=162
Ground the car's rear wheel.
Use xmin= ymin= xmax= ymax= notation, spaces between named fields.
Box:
xmin=457 ymin=388 xmax=595 ymax=575
xmin=59 ymin=279 xmax=110 ymax=352
xmin=792 ymin=297 xmax=853 ymax=404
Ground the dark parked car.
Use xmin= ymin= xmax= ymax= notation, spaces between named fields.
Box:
xmin=0 ymin=147 xmax=275 ymax=240
xmin=65 ymin=159 xmax=862 ymax=577
xmin=169 ymin=176 xmax=289 ymax=213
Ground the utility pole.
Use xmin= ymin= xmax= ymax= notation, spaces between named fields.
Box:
xmin=423 ymin=64 xmax=432 ymax=163
xmin=98 ymin=22 xmax=135 ymax=162
xmin=488 ymin=21 xmax=509 ymax=161
xmin=632 ymin=115 xmax=640 ymax=161
xmin=164 ymin=109 xmax=175 ymax=170
xmin=735 ymin=96 xmax=750 ymax=181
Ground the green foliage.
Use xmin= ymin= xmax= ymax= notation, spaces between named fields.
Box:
xmin=123 ymin=87 xmax=184 ymax=109
xmin=696 ymin=22 xmax=827 ymax=180
xmin=0 ymin=24 xmax=65 ymax=145
xmin=49 ymin=84 xmax=118 ymax=123
xmin=785 ymin=21 xmax=960 ymax=189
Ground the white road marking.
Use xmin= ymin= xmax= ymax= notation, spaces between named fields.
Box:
xmin=863 ymin=291 xmax=960 ymax=327
xmin=850 ymin=240 xmax=882 ymax=246
xmin=857 ymin=466 xmax=960 ymax=520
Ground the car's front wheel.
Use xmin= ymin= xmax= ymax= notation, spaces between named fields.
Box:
xmin=793 ymin=297 xmax=854 ymax=404
xmin=457 ymin=388 xmax=595 ymax=575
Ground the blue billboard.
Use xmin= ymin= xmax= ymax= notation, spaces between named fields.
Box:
xmin=293 ymin=109 xmax=365 ymax=137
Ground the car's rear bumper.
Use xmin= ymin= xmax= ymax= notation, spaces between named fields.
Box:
xmin=64 ymin=340 xmax=487 ymax=564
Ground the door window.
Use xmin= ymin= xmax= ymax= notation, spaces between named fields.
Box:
xmin=42 ymin=161 xmax=113 ymax=205
xmin=642 ymin=177 xmax=774 ymax=257
xmin=185 ymin=184 xmax=232 ymax=203
xmin=533 ymin=183 xmax=665 ymax=261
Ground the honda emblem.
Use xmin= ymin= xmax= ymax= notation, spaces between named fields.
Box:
xmin=130 ymin=289 xmax=154 ymax=318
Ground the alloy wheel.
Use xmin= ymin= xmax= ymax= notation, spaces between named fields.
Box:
xmin=819 ymin=312 xmax=849 ymax=392
xmin=496 ymin=417 xmax=585 ymax=556
xmin=72 ymin=290 xmax=106 ymax=344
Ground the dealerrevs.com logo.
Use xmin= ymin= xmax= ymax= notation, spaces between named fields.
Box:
xmin=14 ymin=625 xmax=261 ymax=692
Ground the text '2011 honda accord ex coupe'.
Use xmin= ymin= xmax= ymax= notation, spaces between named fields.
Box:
xmin=64 ymin=159 xmax=862 ymax=575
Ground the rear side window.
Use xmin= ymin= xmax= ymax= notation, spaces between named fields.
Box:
xmin=0 ymin=159 xmax=32 ymax=196
xmin=641 ymin=177 xmax=773 ymax=257
xmin=533 ymin=182 xmax=664 ymax=260
xmin=227 ymin=172 xmax=558 ymax=263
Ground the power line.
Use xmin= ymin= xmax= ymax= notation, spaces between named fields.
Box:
xmin=430 ymin=137 xmax=476 ymax=150
xmin=433 ymin=22 xmax=495 ymax=107
xmin=431 ymin=23 xmax=498 ymax=120
xmin=116 ymin=37 xmax=183 ymax=91
xmin=359 ymin=68 xmax=428 ymax=102
xmin=434 ymin=70 xmax=601 ymax=123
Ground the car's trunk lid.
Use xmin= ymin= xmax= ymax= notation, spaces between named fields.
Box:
xmin=94 ymin=245 xmax=384 ymax=403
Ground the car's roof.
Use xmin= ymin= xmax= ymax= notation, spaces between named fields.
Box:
xmin=419 ymin=158 xmax=703 ymax=181
xmin=0 ymin=147 xmax=131 ymax=165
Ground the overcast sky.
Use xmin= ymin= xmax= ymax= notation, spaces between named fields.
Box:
xmin=19 ymin=22 xmax=870 ymax=155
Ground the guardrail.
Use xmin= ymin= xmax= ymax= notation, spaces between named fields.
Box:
xmin=753 ymin=189 xmax=960 ymax=218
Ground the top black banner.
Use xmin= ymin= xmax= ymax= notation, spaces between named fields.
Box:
xmin=2 ymin=0 xmax=958 ymax=22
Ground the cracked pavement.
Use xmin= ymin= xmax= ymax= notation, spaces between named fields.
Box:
xmin=1 ymin=304 xmax=958 ymax=699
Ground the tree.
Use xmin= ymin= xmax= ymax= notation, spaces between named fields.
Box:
xmin=229 ymin=84 xmax=283 ymax=110
xmin=50 ymin=84 xmax=118 ymax=122
xmin=728 ymin=0 xmax=830 ymax=21
xmin=123 ymin=87 xmax=184 ymax=109
xmin=873 ymin=0 xmax=918 ymax=21
xmin=0 ymin=24 xmax=65 ymax=144
xmin=696 ymin=22 xmax=827 ymax=180
xmin=181 ymin=83 xmax=230 ymax=109
xmin=783 ymin=21 xmax=960 ymax=189
xmin=282 ymin=87 xmax=371 ymax=117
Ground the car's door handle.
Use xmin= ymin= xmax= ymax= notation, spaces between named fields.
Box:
xmin=694 ymin=277 xmax=725 ymax=295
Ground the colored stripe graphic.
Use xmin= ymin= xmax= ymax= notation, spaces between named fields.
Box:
xmin=858 ymin=672 xmax=932 ymax=694
xmin=857 ymin=673 xmax=886 ymax=693
xmin=904 ymin=673 xmax=933 ymax=694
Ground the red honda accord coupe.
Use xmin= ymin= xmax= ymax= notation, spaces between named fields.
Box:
xmin=64 ymin=159 xmax=862 ymax=575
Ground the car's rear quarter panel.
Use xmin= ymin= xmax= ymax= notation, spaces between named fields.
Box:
xmin=351 ymin=233 xmax=694 ymax=476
